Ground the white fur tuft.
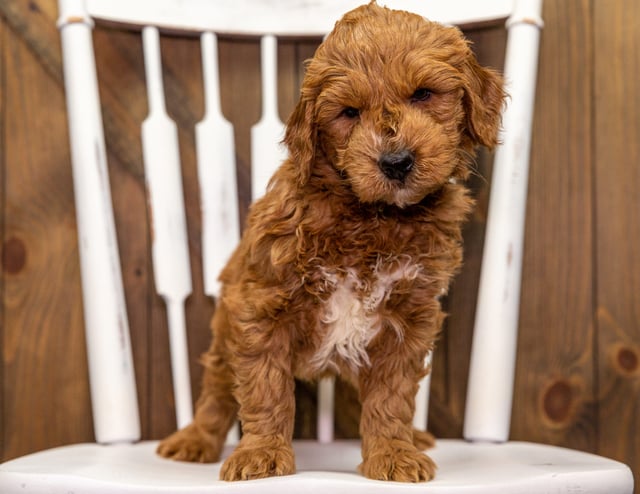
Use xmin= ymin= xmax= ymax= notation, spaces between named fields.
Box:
xmin=311 ymin=257 xmax=421 ymax=373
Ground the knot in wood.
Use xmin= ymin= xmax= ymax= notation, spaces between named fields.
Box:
xmin=542 ymin=379 xmax=574 ymax=426
xmin=2 ymin=237 xmax=27 ymax=274
xmin=615 ymin=346 xmax=639 ymax=377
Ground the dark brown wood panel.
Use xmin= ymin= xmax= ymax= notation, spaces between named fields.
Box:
xmin=0 ymin=12 xmax=6 ymax=463
xmin=218 ymin=37 xmax=261 ymax=218
xmin=512 ymin=0 xmax=597 ymax=452
xmin=1 ymin=9 xmax=93 ymax=458
xmin=593 ymin=0 xmax=640 ymax=487
xmin=0 ymin=0 xmax=63 ymax=82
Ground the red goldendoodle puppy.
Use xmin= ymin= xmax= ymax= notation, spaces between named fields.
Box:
xmin=158 ymin=1 xmax=505 ymax=482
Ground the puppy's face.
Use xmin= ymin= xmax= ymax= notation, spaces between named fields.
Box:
xmin=285 ymin=3 xmax=505 ymax=207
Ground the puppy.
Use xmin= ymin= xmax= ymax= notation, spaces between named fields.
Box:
xmin=158 ymin=1 xmax=504 ymax=482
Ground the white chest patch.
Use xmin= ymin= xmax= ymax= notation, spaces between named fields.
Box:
xmin=311 ymin=258 xmax=422 ymax=373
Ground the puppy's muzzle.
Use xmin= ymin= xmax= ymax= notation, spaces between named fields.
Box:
xmin=378 ymin=150 xmax=414 ymax=182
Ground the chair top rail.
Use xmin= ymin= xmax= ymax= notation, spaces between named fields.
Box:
xmin=74 ymin=0 xmax=513 ymax=36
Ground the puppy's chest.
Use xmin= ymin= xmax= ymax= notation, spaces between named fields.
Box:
xmin=310 ymin=257 xmax=422 ymax=373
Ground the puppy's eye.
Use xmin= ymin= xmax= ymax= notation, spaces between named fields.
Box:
xmin=411 ymin=88 xmax=432 ymax=102
xmin=341 ymin=107 xmax=360 ymax=119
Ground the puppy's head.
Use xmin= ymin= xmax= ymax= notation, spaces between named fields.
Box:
xmin=284 ymin=2 xmax=505 ymax=207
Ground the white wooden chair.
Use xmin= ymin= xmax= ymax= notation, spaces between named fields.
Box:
xmin=0 ymin=0 xmax=634 ymax=493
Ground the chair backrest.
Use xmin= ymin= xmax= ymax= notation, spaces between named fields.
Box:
xmin=57 ymin=0 xmax=542 ymax=446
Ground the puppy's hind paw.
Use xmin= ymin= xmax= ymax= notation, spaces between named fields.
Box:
xmin=157 ymin=424 xmax=221 ymax=463
xmin=360 ymin=440 xmax=436 ymax=482
xmin=412 ymin=428 xmax=436 ymax=451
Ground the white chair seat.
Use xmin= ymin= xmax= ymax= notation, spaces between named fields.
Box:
xmin=0 ymin=439 xmax=632 ymax=493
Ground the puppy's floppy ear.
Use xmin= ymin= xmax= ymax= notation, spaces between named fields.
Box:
xmin=461 ymin=53 xmax=506 ymax=149
xmin=284 ymin=92 xmax=316 ymax=187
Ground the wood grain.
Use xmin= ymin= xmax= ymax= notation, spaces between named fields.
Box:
xmin=1 ymin=11 xmax=93 ymax=458
xmin=218 ymin=37 xmax=261 ymax=221
xmin=512 ymin=0 xmax=597 ymax=452
xmin=593 ymin=0 xmax=640 ymax=487
xmin=0 ymin=13 xmax=6 ymax=462
xmin=0 ymin=0 xmax=62 ymax=82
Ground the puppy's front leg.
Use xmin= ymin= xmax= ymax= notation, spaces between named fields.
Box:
xmin=358 ymin=348 xmax=436 ymax=482
xmin=220 ymin=323 xmax=296 ymax=481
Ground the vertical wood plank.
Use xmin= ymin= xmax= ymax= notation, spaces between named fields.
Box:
xmin=277 ymin=39 xmax=320 ymax=122
xmin=1 ymin=15 xmax=93 ymax=459
xmin=511 ymin=0 xmax=597 ymax=452
xmin=0 ymin=0 xmax=63 ymax=82
xmin=593 ymin=0 xmax=640 ymax=485
xmin=218 ymin=38 xmax=261 ymax=224
xmin=0 ymin=14 xmax=7 ymax=463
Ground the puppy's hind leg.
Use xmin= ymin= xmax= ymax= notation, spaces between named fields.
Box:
xmin=157 ymin=314 xmax=238 ymax=463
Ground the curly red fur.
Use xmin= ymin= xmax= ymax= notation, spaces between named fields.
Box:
xmin=158 ymin=1 xmax=505 ymax=482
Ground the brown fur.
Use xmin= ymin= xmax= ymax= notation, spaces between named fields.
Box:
xmin=157 ymin=1 xmax=505 ymax=483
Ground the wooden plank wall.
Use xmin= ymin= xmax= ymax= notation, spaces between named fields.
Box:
xmin=513 ymin=0 xmax=596 ymax=450
xmin=1 ymin=0 xmax=638 ymax=489
xmin=593 ymin=0 xmax=640 ymax=471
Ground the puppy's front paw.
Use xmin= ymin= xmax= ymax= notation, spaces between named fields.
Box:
xmin=220 ymin=438 xmax=295 ymax=481
xmin=157 ymin=424 xmax=220 ymax=463
xmin=360 ymin=439 xmax=436 ymax=482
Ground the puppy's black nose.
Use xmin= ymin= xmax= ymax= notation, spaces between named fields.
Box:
xmin=378 ymin=151 xmax=414 ymax=181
